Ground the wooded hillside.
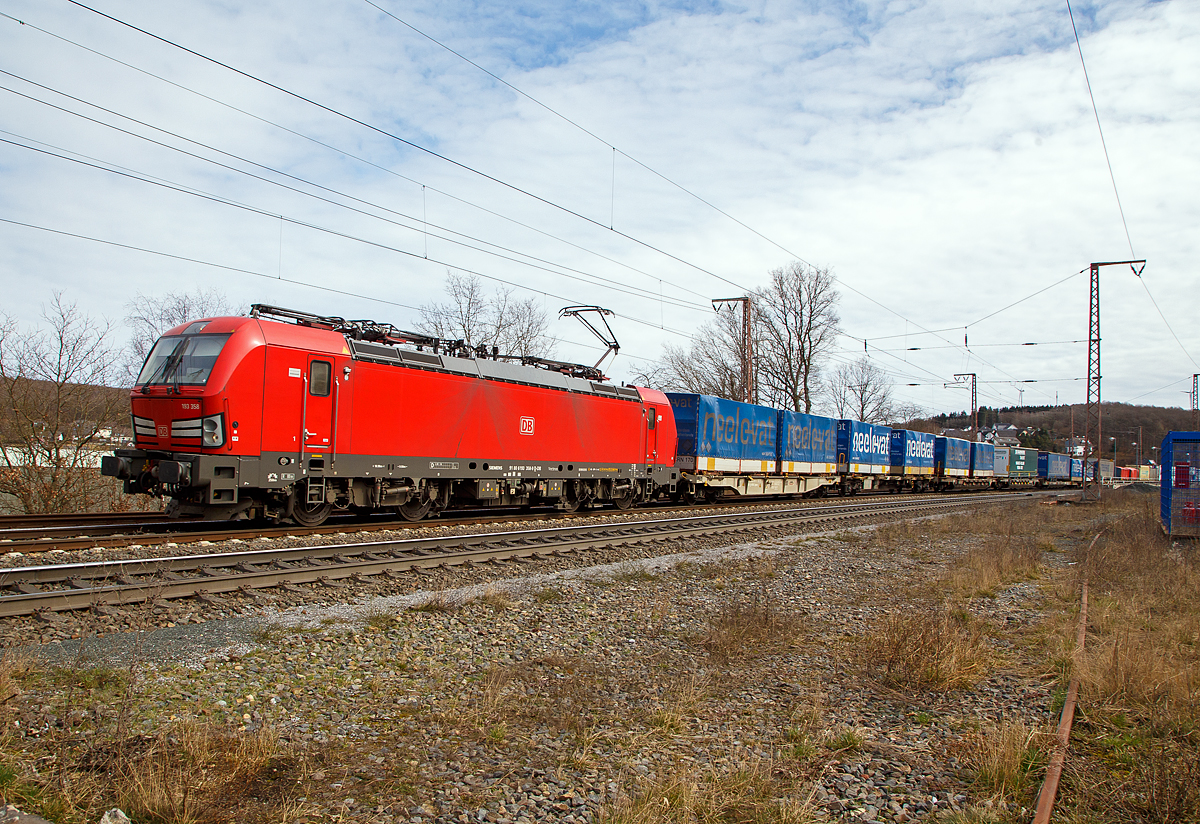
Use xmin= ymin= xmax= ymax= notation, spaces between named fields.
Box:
xmin=911 ymin=403 xmax=1194 ymax=465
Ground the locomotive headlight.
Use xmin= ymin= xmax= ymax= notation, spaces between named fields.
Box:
xmin=201 ymin=414 xmax=225 ymax=447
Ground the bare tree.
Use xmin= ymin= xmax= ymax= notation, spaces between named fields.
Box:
xmin=828 ymin=358 xmax=895 ymax=423
xmin=752 ymin=262 xmax=840 ymax=412
xmin=0 ymin=294 xmax=127 ymax=513
xmin=124 ymin=288 xmax=240 ymax=384
xmin=888 ymin=402 xmax=928 ymax=428
xmin=647 ymin=305 xmax=744 ymax=398
xmin=418 ymin=272 xmax=554 ymax=358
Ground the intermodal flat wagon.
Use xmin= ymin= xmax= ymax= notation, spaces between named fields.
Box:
xmin=1038 ymin=451 xmax=1071 ymax=482
xmin=779 ymin=411 xmax=838 ymax=476
xmin=1008 ymin=447 xmax=1038 ymax=480
xmin=667 ymin=394 xmax=777 ymax=474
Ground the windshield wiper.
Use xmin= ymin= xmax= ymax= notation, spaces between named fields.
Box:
xmin=139 ymin=340 xmax=187 ymax=394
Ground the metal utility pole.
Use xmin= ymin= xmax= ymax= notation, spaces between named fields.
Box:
xmin=713 ymin=297 xmax=755 ymax=404
xmin=954 ymin=373 xmax=978 ymax=439
xmin=1193 ymin=374 xmax=1199 ymax=430
xmin=1082 ymin=259 xmax=1146 ymax=502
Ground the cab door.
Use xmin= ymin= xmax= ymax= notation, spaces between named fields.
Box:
xmin=645 ymin=404 xmax=659 ymax=465
xmin=303 ymin=358 xmax=334 ymax=453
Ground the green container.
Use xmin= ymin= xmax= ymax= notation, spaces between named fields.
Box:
xmin=1009 ymin=447 xmax=1037 ymax=477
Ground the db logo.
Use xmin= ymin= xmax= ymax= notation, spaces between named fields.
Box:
xmin=157 ymin=425 xmax=169 ymax=438
xmin=519 ymin=416 xmax=535 ymax=436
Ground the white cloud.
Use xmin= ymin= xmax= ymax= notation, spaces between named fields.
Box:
xmin=0 ymin=0 xmax=1194 ymax=414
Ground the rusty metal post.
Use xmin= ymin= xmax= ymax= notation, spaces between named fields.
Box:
xmin=954 ymin=373 xmax=977 ymax=439
xmin=1081 ymin=260 xmax=1145 ymax=501
xmin=1083 ymin=264 xmax=1102 ymax=502
xmin=714 ymin=297 xmax=754 ymax=404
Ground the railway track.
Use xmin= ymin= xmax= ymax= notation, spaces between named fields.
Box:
xmin=0 ymin=492 xmax=1027 ymax=618
xmin=0 ymin=489 xmax=1046 ymax=553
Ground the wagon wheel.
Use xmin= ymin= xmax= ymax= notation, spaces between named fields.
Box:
xmin=291 ymin=490 xmax=332 ymax=527
xmin=397 ymin=498 xmax=433 ymax=522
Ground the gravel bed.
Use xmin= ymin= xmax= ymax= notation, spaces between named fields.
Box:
xmin=2 ymin=501 xmax=1067 ymax=822
xmin=0 ymin=498 xmax=997 ymax=651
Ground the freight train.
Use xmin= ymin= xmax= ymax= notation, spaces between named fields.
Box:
xmin=101 ymin=305 xmax=1078 ymax=525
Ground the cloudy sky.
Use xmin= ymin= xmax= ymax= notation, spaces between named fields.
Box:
xmin=1 ymin=0 xmax=1196 ymax=416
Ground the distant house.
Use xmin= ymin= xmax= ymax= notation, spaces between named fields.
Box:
xmin=1064 ymin=436 xmax=1090 ymax=457
xmin=984 ymin=424 xmax=1020 ymax=447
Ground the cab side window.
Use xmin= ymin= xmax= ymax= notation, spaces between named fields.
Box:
xmin=310 ymin=361 xmax=332 ymax=396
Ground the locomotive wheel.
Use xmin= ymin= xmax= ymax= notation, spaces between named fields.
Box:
xmin=397 ymin=499 xmax=432 ymax=522
xmin=291 ymin=497 xmax=332 ymax=527
xmin=560 ymin=480 xmax=582 ymax=513
xmin=611 ymin=490 xmax=635 ymax=511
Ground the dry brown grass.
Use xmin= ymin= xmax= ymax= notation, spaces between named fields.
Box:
xmin=1054 ymin=489 xmax=1200 ymax=823
xmin=861 ymin=601 xmax=989 ymax=690
xmin=697 ymin=589 xmax=803 ymax=665
xmin=0 ymin=654 xmax=305 ymax=824
xmin=946 ymin=534 xmax=1042 ymax=598
xmin=599 ymin=760 xmax=814 ymax=824
xmin=957 ymin=718 xmax=1050 ymax=805
xmin=109 ymin=723 xmax=295 ymax=824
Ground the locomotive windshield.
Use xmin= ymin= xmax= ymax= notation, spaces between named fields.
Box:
xmin=136 ymin=333 xmax=230 ymax=388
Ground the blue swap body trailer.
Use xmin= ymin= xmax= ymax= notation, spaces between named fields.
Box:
xmin=887 ymin=429 xmax=936 ymax=491
xmin=1038 ymin=452 xmax=1072 ymax=484
xmin=934 ymin=437 xmax=972 ymax=489
xmin=666 ymin=394 xmax=837 ymax=499
xmin=970 ymin=442 xmax=996 ymax=482
xmin=837 ymin=420 xmax=892 ymax=493
xmin=1161 ymin=432 xmax=1200 ymax=538
xmin=778 ymin=411 xmax=840 ymax=495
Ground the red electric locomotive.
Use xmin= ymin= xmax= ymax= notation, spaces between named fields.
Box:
xmin=102 ymin=305 xmax=679 ymax=524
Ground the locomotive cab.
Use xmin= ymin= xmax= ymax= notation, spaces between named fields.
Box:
xmin=102 ymin=315 xmax=268 ymax=519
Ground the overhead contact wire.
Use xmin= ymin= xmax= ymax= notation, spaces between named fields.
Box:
xmin=61 ymin=0 xmax=745 ymax=291
xmin=0 ymin=75 xmax=707 ymax=313
xmin=0 ymin=135 xmax=692 ymax=338
xmin=0 ymin=9 xmax=712 ymax=304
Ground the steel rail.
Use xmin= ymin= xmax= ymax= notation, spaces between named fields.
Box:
xmin=0 ymin=493 xmax=1024 ymax=618
xmin=0 ymin=489 xmax=1041 ymax=552
xmin=0 ymin=511 xmax=173 ymax=530
xmin=1032 ymin=533 xmax=1097 ymax=824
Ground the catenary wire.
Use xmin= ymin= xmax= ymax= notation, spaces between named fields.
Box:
xmin=7 ymin=5 xmax=1080 ymax=379
xmin=365 ymin=0 xmax=1089 ymax=371
xmin=5 ymin=6 xmax=1125 ymax=397
xmin=1066 ymin=0 xmax=1135 ymax=258
xmin=1065 ymin=4 xmax=1196 ymax=370
xmin=0 ymin=216 xmax=423 ymax=312
xmin=0 ymin=215 xmax=659 ymax=371
xmin=0 ymin=8 xmax=716 ymax=306
xmin=59 ymin=0 xmax=747 ymax=293
xmin=362 ymin=0 xmax=817 ymax=267
xmin=0 ymin=75 xmax=710 ymax=314
xmin=0 ymin=135 xmax=695 ymax=339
